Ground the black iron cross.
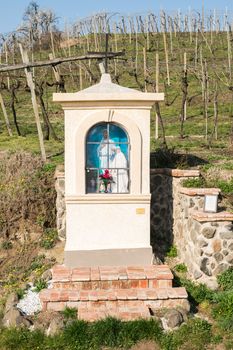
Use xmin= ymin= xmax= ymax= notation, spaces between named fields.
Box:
xmin=87 ymin=33 xmax=125 ymax=74
xmin=104 ymin=33 xmax=110 ymax=73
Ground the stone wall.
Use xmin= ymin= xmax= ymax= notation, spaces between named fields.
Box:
xmin=173 ymin=187 xmax=233 ymax=282
xmin=55 ymin=166 xmax=65 ymax=240
xmin=150 ymin=169 xmax=233 ymax=284
xmin=55 ymin=166 xmax=233 ymax=283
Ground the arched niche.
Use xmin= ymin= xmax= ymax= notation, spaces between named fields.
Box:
xmin=75 ymin=109 xmax=142 ymax=194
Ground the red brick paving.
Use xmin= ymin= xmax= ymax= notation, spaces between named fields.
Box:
xmin=40 ymin=264 xmax=188 ymax=321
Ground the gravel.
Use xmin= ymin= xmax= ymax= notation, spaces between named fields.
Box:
xmin=17 ymin=281 xmax=52 ymax=316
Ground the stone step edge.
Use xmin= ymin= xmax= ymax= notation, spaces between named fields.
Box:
xmin=192 ymin=210 xmax=233 ymax=222
xmin=51 ymin=264 xmax=173 ymax=282
xmin=40 ymin=287 xmax=187 ymax=302
xmin=179 ymin=187 xmax=221 ymax=196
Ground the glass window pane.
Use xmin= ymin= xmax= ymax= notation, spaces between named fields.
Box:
xmin=86 ymin=169 xmax=98 ymax=193
xmin=109 ymin=124 xmax=128 ymax=144
xmin=111 ymin=169 xmax=129 ymax=193
xmin=86 ymin=144 xmax=100 ymax=168
xmin=86 ymin=123 xmax=107 ymax=142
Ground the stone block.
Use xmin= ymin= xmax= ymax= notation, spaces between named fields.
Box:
xmin=226 ymin=254 xmax=233 ymax=264
xmin=193 ymin=270 xmax=202 ymax=279
xmin=202 ymin=226 xmax=216 ymax=239
xmin=214 ymin=253 xmax=223 ymax=262
xmin=213 ymin=263 xmax=229 ymax=276
xmin=198 ymin=239 xmax=208 ymax=248
xmin=200 ymin=258 xmax=212 ymax=276
xmin=220 ymin=231 xmax=233 ymax=240
xmin=212 ymin=240 xmax=222 ymax=253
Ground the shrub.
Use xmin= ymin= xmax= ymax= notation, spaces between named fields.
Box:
xmin=174 ymin=263 xmax=187 ymax=273
xmin=161 ymin=318 xmax=212 ymax=350
xmin=0 ymin=152 xmax=56 ymax=239
xmin=1 ymin=241 xmax=13 ymax=250
xmin=16 ymin=288 xmax=26 ymax=300
xmin=212 ymin=291 xmax=233 ymax=330
xmin=217 ymin=268 xmax=233 ymax=291
xmin=62 ymin=307 xmax=77 ymax=320
xmin=177 ymin=277 xmax=214 ymax=304
xmin=62 ymin=319 xmax=91 ymax=348
xmin=90 ymin=317 xmax=123 ymax=348
xmin=166 ymin=245 xmax=178 ymax=258
xmin=40 ymin=229 xmax=58 ymax=249
xmin=30 ymin=255 xmax=46 ymax=271
xmin=0 ymin=328 xmax=46 ymax=350
xmin=118 ymin=318 xmax=162 ymax=348
xmin=215 ymin=179 xmax=233 ymax=195
xmin=33 ymin=278 xmax=47 ymax=292
xmin=182 ymin=177 xmax=205 ymax=188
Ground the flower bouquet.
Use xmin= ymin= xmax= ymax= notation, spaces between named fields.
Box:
xmin=99 ymin=169 xmax=114 ymax=193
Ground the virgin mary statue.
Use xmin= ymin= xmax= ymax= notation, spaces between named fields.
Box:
xmin=97 ymin=129 xmax=116 ymax=170
xmin=109 ymin=146 xmax=128 ymax=193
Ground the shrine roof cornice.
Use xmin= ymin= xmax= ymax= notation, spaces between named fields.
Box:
xmin=53 ymin=73 xmax=164 ymax=107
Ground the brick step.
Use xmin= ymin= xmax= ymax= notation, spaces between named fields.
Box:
xmin=40 ymin=265 xmax=189 ymax=321
xmin=78 ymin=306 xmax=151 ymax=322
xmin=53 ymin=278 xmax=172 ymax=290
xmin=40 ymin=288 xmax=189 ymax=320
xmin=51 ymin=265 xmax=173 ymax=290
xmin=40 ymin=287 xmax=187 ymax=303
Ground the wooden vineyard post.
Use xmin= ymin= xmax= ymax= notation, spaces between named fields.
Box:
xmin=169 ymin=17 xmax=173 ymax=57
xmin=49 ymin=53 xmax=61 ymax=83
xmin=180 ymin=52 xmax=188 ymax=139
xmin=155 ymin=52 xmax=159 ymax=140
xmin=146 ymin=15 xmax=150 ymax=50
xmin=4 ymin=42 xmax=10 ymax=90
xmin=184 ymin=52 xmax=187 ymax=121
xmin=0 ymin=93 xmax=13 ymax=136
xmin=143 ymin=47 xmax=147 ymax=92
xmin=227 ymin=26 xmax=232 ymax=82
xmin=79 ymin=65 xmax=83 ymax=90
xmin=204 ymin=59 xmax=209 ymax=142
xmin=19 ymin=44 xmax=46 ymax=162
xmin=135 ymin=30 xmax=138 ymax=74
xmin=214 ymin=82 xmax=218 ymax=141
xmin=162 ymin=24 xmax=170 ymax=86
xmin=195 ymin=29 xmax=198 ymax=69
xmin=49 ymin=25 xmax=56 ymax=58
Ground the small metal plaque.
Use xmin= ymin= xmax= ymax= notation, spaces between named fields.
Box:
xmin=204 ymin=194 xmax=218 ymax=213
xmin=136 ymin=208 xmax=145 ymax=215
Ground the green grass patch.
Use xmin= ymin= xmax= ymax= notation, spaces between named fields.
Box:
xmin=166 ymin=245 xmax=178 ymax=258
xmin=182 ymin=177 xmax=205 ymax=188
xmin=174 ymin=263 xmax=188 ymax=273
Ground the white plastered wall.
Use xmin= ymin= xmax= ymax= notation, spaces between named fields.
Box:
xmin=65 ymin=108 xmax=151 ymax=196
xmin=64 ymin=107 xmax=152 ymax=253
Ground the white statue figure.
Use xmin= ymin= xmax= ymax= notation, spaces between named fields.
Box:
xmin=110 ymin=146 xmax=128 ymax=193
xmin=97 ymin=129 xmax=116 ymax=170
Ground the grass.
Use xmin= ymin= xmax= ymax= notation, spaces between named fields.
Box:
xmin=0 ymin=317 xmax=213 ymax=350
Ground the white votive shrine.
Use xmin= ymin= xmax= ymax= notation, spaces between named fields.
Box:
xmin=53 ymin=73 xmax=164 ymax=267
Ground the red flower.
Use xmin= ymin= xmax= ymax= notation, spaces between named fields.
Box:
xmin=99 ymin=169 xmax=112 ymax=180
